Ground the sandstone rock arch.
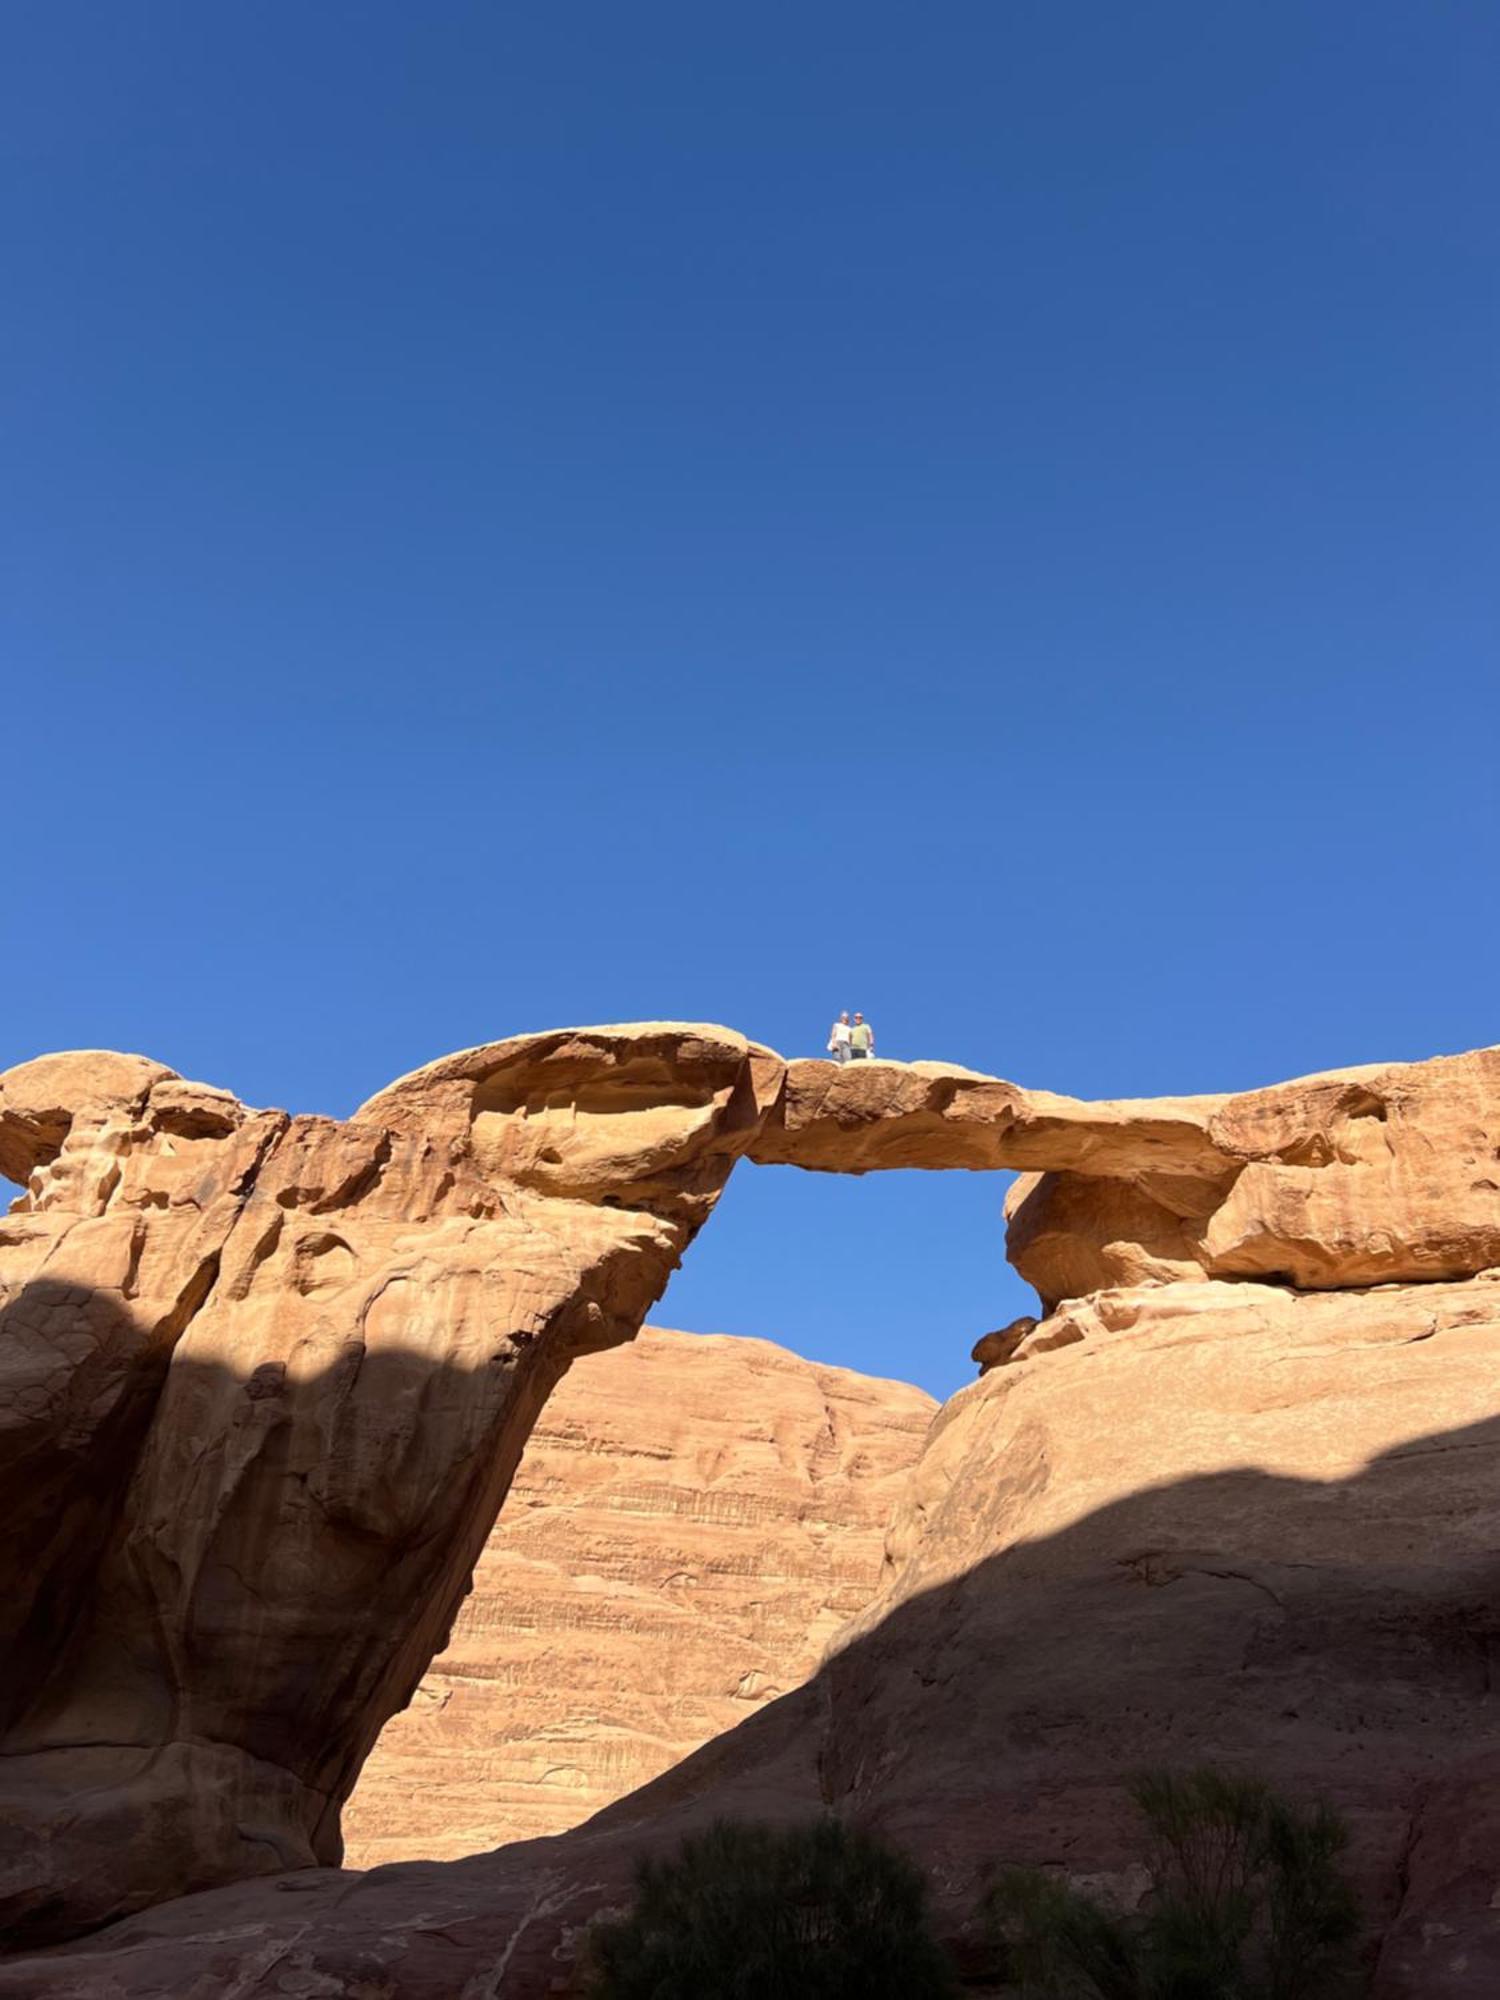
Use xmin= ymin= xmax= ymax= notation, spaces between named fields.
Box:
xmin=3 ymin=1025 xmax=1499 ymax=1944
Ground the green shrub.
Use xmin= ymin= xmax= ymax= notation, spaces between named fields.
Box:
xmin=984 ymin=1767 xmax=1361 ymax=2000
xmin=581 ymin=1815 xmax=959 ymax=1999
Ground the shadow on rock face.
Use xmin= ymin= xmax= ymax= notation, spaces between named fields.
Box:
xmin=0 ymin=1278 xmax=180 ymax=1732
xmin=0 ymin=1275 xmax=584 ymax=1951
xmin=0 ymin=1026 xmax=788 ymax=1948
xmin=5 ymin=1276 xmax=1500 ymax=1998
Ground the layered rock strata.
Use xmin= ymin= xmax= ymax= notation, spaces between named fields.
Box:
xmin=342 ymin=1326 xmax=934 ymax=1863
xmin=5 ymin=1028 xmax=1500 ymax=1991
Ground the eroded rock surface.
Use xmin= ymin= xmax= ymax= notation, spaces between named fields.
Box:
xmin=343 ymin=1326 xmax=933 ymax=1863
xmin=0 ymin=1027 xmax=780 ymax=1943
xmin=1003 ymin=1046 xmax=1500 ymax=1302
xmin=11 ymin=1273 xmax=1500 ymax=1997
xmin=6 ymin=1027 xmax=1500 ymax=1992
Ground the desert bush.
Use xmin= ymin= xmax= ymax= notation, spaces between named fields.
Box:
xmin=984 ymin=1766 xmax=1361 ymax=1999
xmin=581 ymin=1815 xmax=959 ymax=1999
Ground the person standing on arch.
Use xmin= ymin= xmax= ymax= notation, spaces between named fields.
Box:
xmin=827 ymin=1011 xmax=852 ymax=1063
xmin=849 ymin=1012 xmax=875 ymax=1061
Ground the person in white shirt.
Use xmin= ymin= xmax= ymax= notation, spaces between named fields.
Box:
xmin=827 ymin=1011 xmax=853 ymax=1063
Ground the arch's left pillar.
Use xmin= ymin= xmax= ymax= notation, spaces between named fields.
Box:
xmin=0 ymin=1026 xmax=780 ymax=1946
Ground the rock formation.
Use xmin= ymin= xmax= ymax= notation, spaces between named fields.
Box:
xmin=822 ymin=1273 xmax=1500 ymax=1997
xmin=342 ymin=1326 xmax=934 ymax=1863
xmin=5 ymin=1028 xmax=1500 ymax=1995
xmin=0 ymin=1028 xmax=782 ymax=1945
xmin=999 ymin=1045 xmax=1500 ymax=1303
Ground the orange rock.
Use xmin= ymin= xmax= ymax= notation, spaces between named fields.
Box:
xmin=8 ymin=1027 xmax=1500 ymax=1984
xmin=1005 ymin=1169 xmax=1206 ymax=1308
xmin=343 ymin=1326 xmax=933 ymax=1863
xmin=0 ymin=1027 xmax=777 ymax=1943
xmin=14 ymin=1272 xmax=1500 ymax=1998
xmin=1197 ymin=1050 xmax=1500 ymax=1287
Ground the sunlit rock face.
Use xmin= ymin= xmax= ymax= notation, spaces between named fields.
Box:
xmin=1002 ymin=1046 xmax=1500 ymax=1304
xmin=5 ymin=1029 xmax=1500 ymax=1995
xmin=343 ymin=1325 xmax=934 ymax=1864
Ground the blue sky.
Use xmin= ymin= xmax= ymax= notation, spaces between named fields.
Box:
xmin=5 ymin=3 xmax=1497 ymax=1399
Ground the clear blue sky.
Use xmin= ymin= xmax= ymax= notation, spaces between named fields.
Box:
xmin=5 ymin=4 xmax=1497 ymax=1398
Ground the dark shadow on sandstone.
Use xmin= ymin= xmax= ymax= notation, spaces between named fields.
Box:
xmin=3 ymin=1282 xmax=1500 ymax=1996
xmin=0 ymin=1273 xmax=579 ymax=1952
xmin=0 ymin=1279 xmax=181 ymax=1730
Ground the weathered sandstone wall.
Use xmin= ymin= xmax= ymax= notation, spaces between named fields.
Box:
xmin=342 ymin=1326 xmax=934 ymax=1863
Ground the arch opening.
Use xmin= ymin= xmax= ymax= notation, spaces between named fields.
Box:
xmin=656 ymin=1159 xmax=1038 ymax=1402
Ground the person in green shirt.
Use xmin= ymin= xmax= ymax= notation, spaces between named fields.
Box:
xmin=849 ymin=1012 xmax=875 ymax=1060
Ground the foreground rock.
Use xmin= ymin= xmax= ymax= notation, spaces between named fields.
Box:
xmin=9 ymin=1273 xmax=1500 ymax=1997
xmin=0 ymin=1028 xmax=781 ymax=1944
xmin=343 ymin=1326 xmax=934 ymax=1863
xmin=6 ymin=1027 xmax=1500 ymax=1985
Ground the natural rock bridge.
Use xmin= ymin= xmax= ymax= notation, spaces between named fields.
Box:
xmin=3 ymin=1024 xmax=1499 ymax=1950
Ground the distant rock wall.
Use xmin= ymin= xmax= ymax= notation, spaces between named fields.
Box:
xmin=343 ymin=1326 xmax=933 ymax=1863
